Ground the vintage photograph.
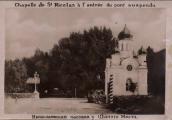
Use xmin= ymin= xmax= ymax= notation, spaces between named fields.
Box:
xmin=5 ymin=8 xmax=165 ymax=114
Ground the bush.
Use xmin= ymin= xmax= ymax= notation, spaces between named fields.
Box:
xmin=87 ymin=90 xmax=106 ymax=104
xmin=110 ymin=95 xmax=164 ymax=114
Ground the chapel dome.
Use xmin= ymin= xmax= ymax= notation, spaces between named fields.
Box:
xmin=118 ymin=24 xmax=133 ymax=40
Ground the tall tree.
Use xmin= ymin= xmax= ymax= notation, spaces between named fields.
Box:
xmin=54 ymin=26 xmax=117 ymax=97
xmin=5 ymin=59 xmax=28 ymax=93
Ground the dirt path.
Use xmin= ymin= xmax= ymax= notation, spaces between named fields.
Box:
xmin=5 ymin=98 xmax=112 ymax=114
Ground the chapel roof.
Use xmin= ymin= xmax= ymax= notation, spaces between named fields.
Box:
xmin=118 ymin=24 xmax=133 ymax=40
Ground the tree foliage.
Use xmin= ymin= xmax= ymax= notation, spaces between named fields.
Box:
xmin=5 ymin=59 xmax=28 ymax=93
xmin=47 ymin=26 xmax=116 ymax=97
xmin=5 ymin=26 xmax=117 ymax=97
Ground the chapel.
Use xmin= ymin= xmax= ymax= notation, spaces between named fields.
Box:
xmin=105 ymin=25 xmax=148 ymax=103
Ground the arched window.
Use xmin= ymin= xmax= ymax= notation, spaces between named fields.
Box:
xmin=126 ymin=78 xmax=137 ymax=92
xmin=126 ymin=78 xmax=132 ymax=91
xmin=121 ymin=43 xmax=123 ymax=51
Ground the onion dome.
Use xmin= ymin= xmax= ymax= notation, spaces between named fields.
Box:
xmin=138 ymin=46 xmax=147 ymax=55
xmin=118 ymin=24 xmax=133 ymax=40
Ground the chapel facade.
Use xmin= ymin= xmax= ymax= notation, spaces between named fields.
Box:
xmin=105 ymin=25 xmax=148 ymax=103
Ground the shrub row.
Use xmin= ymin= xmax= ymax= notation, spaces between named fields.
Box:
xmin=109 ymin=95 xmax=164 ymax=114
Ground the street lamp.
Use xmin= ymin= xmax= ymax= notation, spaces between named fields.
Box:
xmin=34 ymin=71 xmax=39 ymax=93
xmin=33 ymin=71 xmax=40 ymax=99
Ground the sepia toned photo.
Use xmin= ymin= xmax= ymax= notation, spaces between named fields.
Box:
xmin=4 ymin=8 xmax=165 ymax=115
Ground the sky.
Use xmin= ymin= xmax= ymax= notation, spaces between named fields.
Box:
xmin=5 ymin=8 xmax=165 ymax=60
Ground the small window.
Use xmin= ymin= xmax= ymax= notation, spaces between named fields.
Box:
xmin=126 ymin=43 xmax=128 ymax=51
xmin=127 ymin=65 xmax=133 ymax=71
xmin=121 ymin=43 xmax=123 ymax=51
xmin=126 ymin=78 xmax=137 ymax=93
xmin=126 ymin=78 xmax=132 ymax=91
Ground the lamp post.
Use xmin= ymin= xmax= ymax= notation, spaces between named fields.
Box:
xmin=33 ymin=71 xmax=40 ymax=98
xmin=34 ymin=72 xmax=39 ymax=93
xmin=26 ymin=72 xmax=40 ymax=99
